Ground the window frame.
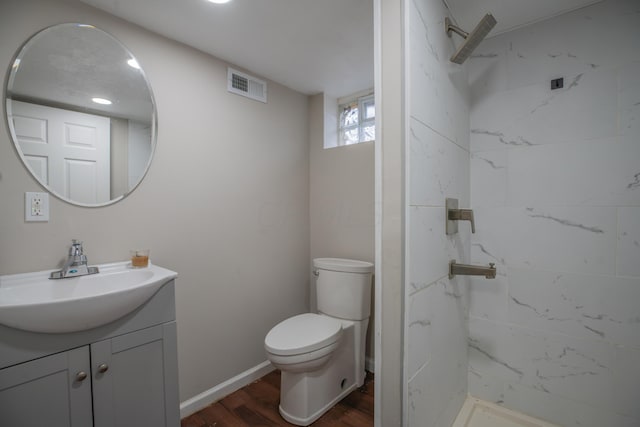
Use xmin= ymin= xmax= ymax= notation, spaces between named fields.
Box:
xmin=338 ymin=93 xmax=375 ymax=146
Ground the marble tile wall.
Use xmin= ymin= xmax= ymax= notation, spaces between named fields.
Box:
xmin=467 ymin=1 xmax=640 ymax=425
xmin=406 ymin=0 xmax=471 ymax=426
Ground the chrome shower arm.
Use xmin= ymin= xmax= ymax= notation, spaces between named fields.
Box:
xmin=445 ymin=18 xmax=469 ymax=39
xmin=445 ymin=13 xmax=497 ymax=64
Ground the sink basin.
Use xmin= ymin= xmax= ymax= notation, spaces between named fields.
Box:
xmin=0 ymin=261 xmax=177 ymax=333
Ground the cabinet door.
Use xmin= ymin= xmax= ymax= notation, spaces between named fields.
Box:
xmin=92 ymin=322 xmax=179 ymax=427
xmin=0 ymin=346 xmax=92 ymax=427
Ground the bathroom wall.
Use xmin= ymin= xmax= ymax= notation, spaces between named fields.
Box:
xmin=405 ymin=0 xmax=472 ymax=425
xmin=467 ymin=0 xmax=640 ymax=425
xmin=0 ymin=0 xmax=309 ymax=405
xmin=308 ymin=94 xmax=376 ymax=361
xmin=375 ymin=0 xmax=405 ymax=423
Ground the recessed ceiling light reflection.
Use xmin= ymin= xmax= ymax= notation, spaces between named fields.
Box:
xmin=207 ymin=0 xmax=232 ymax=4
xmin=127 ymin=58 xmax=140 ymax=69
xmin=92 ymin=97 xmax=112 ymax=105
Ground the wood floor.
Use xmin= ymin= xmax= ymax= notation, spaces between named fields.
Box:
xmin=181 ymin=370 xmax=374 ymax=427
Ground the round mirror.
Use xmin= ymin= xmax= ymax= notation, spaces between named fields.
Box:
xmin=5 ymin=23 xmax=157 ymax=207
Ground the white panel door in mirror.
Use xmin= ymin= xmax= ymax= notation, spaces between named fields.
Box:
xmin=11 ymin=101 xmax=110 ymax=204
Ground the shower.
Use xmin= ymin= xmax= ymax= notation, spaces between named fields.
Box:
xmin=445 ymin=13 xmax=497 ymax=64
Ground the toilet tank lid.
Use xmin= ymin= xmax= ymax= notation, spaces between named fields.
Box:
xmin=265 ymin=313 xmax=343 ymax=356
xmin=313 ymin=258 xmax=374 ymax=274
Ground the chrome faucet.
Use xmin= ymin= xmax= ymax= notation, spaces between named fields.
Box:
xmin=50 ymin=240 xmax=99 ymax=279
xmin=449 ymin=260 xmax=496 ymax=279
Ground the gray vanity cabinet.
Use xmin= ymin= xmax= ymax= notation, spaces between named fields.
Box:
xmin=92 ymin=322 xmax=180 ymax=427
xmin=0 ymin=280 xmax=180 ymax=427
xmin=0 ymin=346 xmax=93 ymax=426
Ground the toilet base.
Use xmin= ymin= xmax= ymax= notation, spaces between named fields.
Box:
xmin=279 ymin=382 xmax=357 ymax=426
xmin=277 ymin=322 xmax=362 ymax=426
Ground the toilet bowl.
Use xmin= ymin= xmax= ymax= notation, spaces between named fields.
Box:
xmin=264 ymin=258 xmax=373 ymax=426
xmin=265 ymin=313 xmax=343 ymax=373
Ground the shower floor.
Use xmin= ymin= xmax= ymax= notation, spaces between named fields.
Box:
xmin=452 ymin=397 xmax=559 ymax=427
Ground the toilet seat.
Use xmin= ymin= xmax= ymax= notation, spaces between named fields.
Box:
xmin=265 ymin=313 xmax=343 ymax=356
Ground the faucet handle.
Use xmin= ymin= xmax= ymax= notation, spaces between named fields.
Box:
xmin=462 ymin=209 xmax=475 ymax=233
xmin=447 ymin=208 xmax=475 ymax=233
xmin=70 ymin=240 xmax=84 ymax=255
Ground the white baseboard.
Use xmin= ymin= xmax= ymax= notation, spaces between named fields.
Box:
xmin=181 ymin=356 xmax=375 ymax=419
xmin=179 ymin=360 xmax=275 ymax=419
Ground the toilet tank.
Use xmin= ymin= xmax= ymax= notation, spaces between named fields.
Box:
xmin=314 ymin=258 xmax=374 ymax=321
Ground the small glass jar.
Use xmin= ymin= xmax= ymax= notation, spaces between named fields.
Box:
xmin=130 ymin=249 xmax=150 ymax=268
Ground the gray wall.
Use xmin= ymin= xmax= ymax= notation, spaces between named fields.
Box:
xmin=309 ymin=94 xmax=375 ymax=360
xmin=0 ymin=0 xmax=309 ymax=403
xmin=375 ymin=0 xmax=405 ymax=424
xmin=309 ymin=95 xmax=374 ymax=266
xmin=467 ymin=0 xmax=640 ymax=425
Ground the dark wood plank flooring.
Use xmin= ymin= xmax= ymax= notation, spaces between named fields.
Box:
xmin=181 ymin=370 xmax=374 ymax=427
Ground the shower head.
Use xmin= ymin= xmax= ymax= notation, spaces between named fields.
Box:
xmin=445 ymin=13 xmax=497 ymax=64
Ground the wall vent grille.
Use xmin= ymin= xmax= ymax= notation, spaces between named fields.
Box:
xmin=227 ymin=68 xmax=267 ymax=103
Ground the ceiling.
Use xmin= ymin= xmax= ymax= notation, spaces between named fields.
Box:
xmin=79 ymin=0 xmax=602 ymax=98
xmin=80 ymin=0 xmax=374 ymax=98
xmin=10 ymin=24 xmax=153 ymax=122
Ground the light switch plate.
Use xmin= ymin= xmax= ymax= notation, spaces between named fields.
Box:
xmin=25 ymin=192 xmax=49 ymax=222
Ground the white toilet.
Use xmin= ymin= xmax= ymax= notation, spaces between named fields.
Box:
xmin=264 ymin=258 xmax=374 ymax=426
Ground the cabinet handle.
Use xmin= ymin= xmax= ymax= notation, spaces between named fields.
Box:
xmin=76 ymin=371 xmax=88 ymax=382
xmin=97 ymin=363 xmax=109 ymax=373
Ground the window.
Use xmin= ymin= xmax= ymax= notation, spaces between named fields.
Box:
xmin=338 ymin=93 xmax=375 ymax=146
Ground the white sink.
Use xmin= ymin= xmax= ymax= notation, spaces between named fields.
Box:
xmin=0 ymin=261 xmax=177 ymax=333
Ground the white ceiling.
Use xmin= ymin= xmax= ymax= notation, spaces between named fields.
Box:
xmin=10 ymin=24 xmax=153 ymax=122
xmin=80 ymin=0 xmax=602 ymax=98
xmin=80 ymin=0 xmax=374 ymax=98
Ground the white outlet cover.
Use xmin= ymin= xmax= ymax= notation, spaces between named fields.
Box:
xmin=25 ymin=192 xmax=49 ymax=222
